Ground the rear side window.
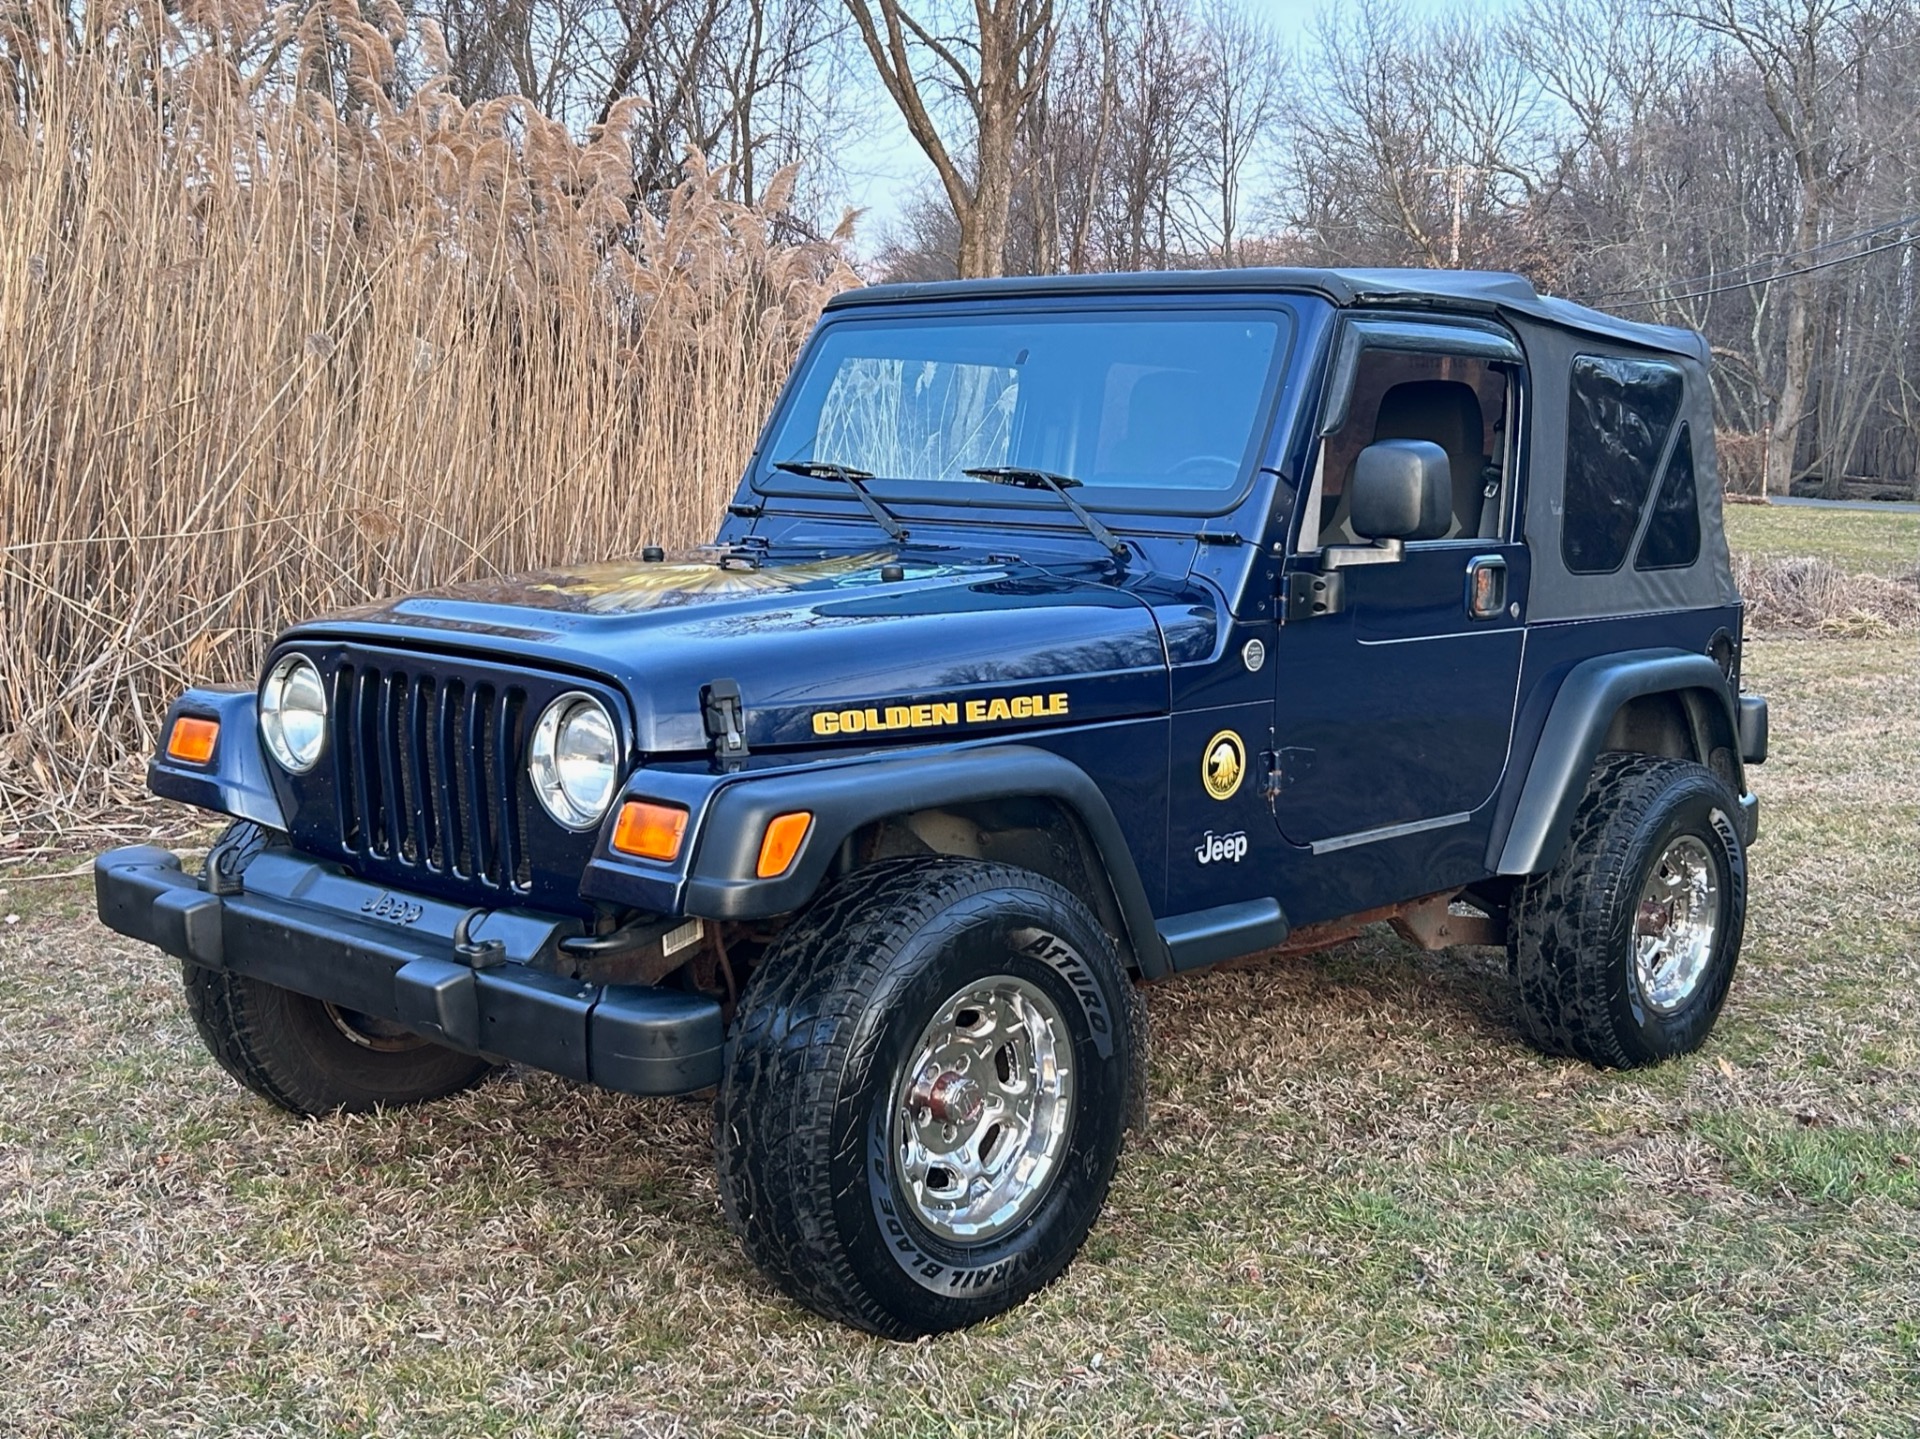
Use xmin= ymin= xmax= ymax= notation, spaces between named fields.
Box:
xmin=1635 ymin=423 xmax=1702 ymax=570
xmin=1562 ymin=356 xmax=1685 ymax=574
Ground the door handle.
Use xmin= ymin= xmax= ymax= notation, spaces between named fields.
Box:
xmin=1465 ymin=555 xmax=1508 ymax=621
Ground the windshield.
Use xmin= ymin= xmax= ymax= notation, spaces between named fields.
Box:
xmin=761 ymin=308 xmax=1290 ymax=504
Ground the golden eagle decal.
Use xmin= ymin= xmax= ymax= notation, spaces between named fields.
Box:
xmin=1202 ymin=730 xmax=1246 ymax=801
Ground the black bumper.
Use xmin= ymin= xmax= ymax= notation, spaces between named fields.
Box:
xmin=95 ymin=846 xmax=724 ymax=1095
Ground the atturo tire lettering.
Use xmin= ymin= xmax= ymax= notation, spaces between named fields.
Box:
xmin=1019 ymin=931 xmax=1111 ymax=1042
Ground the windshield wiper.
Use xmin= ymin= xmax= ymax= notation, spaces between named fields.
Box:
xmin=773 ymin=459 xmax=909 ymax=543
xmin=963 ymin=467 xmax=1128 ymax=562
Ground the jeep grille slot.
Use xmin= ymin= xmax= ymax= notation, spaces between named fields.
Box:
xmin=332 ymin=662 xmax=530 ymax=898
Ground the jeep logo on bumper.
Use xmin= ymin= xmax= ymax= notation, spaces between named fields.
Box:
xmin=360 ymin=892 xmax=425 ymax=926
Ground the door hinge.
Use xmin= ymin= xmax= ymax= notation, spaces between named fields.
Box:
xmin=1262 ymin=746 xmax=1315 ymax=800
xmin=1283 ymin=570 xmax=1345 ymax=622
xmin=701 ymin=678 xmax=750 ymax=773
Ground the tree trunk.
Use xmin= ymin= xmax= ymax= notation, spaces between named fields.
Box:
xmin=958 ymin=108 xmax=1018 ymax=277
xmin=1764 ymin=214 xmax=1817 ymax=499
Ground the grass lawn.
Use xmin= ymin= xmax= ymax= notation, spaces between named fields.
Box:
xmin=1723 ymin=501 xmax=1920 ymax=576
xmin=2 ymin=510 xmax=1916 ymax=1436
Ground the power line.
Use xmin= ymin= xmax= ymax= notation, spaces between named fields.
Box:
xmin=1578 ymin=208 xmax=1920 ymax=306
xmin=1581 ymin=222 xmax=1920 ymax=312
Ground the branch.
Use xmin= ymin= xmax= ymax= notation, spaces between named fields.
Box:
xmin=842 ymin=0 xmax=973 ymax=212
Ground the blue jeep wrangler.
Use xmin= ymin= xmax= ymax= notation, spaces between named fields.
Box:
xmin=97 ymin=269 xmax=1768 ymax=1337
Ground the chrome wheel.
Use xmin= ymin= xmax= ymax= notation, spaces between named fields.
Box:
xmin=893 ymin=974 xmax=1074 ymax=1244
xmin=1632 ymin=834 xmax=1722 ymax=1013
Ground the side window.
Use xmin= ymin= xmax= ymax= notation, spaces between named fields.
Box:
xmin=1562 ymin=356 xmax=1684 ymax=574
xmin=1635 ymin=423 xmax=1702 ymax=570
xmin=1314 ymin=350 xmax=1513 ymax=547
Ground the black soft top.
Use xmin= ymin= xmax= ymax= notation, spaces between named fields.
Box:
xmin=832 ymin=265 xmax=1735 ymax=623
xmin=829 ymin=267 xmax=1704 ymax=362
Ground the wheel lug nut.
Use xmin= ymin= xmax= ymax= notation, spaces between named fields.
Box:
xmin=920 ymin=1071 xmax=985 ymax=1126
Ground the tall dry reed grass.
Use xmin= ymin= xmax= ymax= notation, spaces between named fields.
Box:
xmin=0 ymin=0 xmax=855 ymax=830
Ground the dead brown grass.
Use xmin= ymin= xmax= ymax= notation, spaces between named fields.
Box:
xmin=1732 ymin=551 xmax=1920 ymax=635
xmin=0 ymin=0 xmax=855 ymax=830
xmin=2 ymin=634 xmax=1915 ymax=1437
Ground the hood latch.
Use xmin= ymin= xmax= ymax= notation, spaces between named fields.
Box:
xmin=702 ymin=679 xmax=750 ymax=773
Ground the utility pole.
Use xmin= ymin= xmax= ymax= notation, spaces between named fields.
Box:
xmin=1449 ymin=165 xmax=1464 ymax=266
xmin=1422 ymin=164 xmax=1476 ymax=266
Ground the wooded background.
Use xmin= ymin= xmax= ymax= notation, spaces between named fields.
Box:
xmin=2 ymin=0 xmax=1917 ymax=824
xmin=862 ymin=0 xmax=1920 ymax=505
xmin=218 ymin=0 xmax=1920 ymax=503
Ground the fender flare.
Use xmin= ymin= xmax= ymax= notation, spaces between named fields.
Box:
xmin=681 ymin=744 xmax=1174 ymax=979
xmin=146 ymin=689 xmax=288 ymax=831
xmin=1489 ymin=649 xmax=1739 ymax=877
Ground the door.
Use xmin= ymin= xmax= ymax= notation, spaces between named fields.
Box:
xmin=1270 ymin=331 xmax=1528 ymax=854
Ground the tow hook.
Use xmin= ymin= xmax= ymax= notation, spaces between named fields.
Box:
xmin=452 ymin=909 xmax=506 ymax=969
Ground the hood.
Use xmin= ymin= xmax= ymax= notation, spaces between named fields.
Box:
xmin=286 ymin=548 xmax=1209 ymax=755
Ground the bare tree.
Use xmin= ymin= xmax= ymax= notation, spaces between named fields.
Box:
xmin=1195 ymin=0 xmax=1284 ymax=264
xmin=1021 ymin=0 xmax=1124 ymax=271
xmin=1678 ymin=0 xmax=1920 ymax=494
xmin=419 ymin=0 xmax=849 ymax=210
xmin=1283 ymin=0 xmax=1547 ymax=267
xmin=841 ymin=0 xmax=1059 ymax=276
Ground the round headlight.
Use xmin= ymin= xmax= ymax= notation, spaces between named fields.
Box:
xmin=530 ymin=693 xmax=619 ymax=830
xmin=260 ymin=654 xmax=328 ymax=773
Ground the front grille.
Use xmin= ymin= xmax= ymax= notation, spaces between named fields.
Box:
xmin=331 ymin=662 xmax=532 ymax=899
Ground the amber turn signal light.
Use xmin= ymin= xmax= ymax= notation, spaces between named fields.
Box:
xmin=166 ymin=715 xmax=220 ymax=765
xmin=611 ymin=800 xmax=688 ymax=862
xmin=756 ymin=810 xmax=813 ymax=879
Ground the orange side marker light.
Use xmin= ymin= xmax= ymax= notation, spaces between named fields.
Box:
xmin=167 ymin=716 xmax=220 ymax=765
xmin=611 ymin=800 xmax=689 ymax=862
xmin=756 ymin=811 xmax=813 ymax=879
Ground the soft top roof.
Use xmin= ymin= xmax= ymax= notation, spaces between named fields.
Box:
xmin=826 ymin=267 xmax=1705 ymax=361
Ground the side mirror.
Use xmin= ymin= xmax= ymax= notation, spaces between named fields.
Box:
xmin=1351 ymin=439 xmax=1451 ymax=542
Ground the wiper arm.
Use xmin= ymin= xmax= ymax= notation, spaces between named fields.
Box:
xmin=963 ymin=467 xmax=1128 ymax=562
xmin=773 ymin=459 xmax=909 ymax=543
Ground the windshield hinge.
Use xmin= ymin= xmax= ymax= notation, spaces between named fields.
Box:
xmin=1283 ymin=570 xmax=1344 ymax=622
xmin=701 ymin=679 xmax=750 ymax=773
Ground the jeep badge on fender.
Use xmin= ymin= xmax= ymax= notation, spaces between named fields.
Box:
xmin=1195 ymin=830 xmax=1249 ymax=865
xmin=98 ymin=267 xmax=1765 ymax=1340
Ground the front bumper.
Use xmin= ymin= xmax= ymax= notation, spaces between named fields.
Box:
xmin=96 ymin=846 xmax=724 ymax=1095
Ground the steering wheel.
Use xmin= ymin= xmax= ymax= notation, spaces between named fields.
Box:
xmin=1171 ymin=454 xmax=1239 ymax=482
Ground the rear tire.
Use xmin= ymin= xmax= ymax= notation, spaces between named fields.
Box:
xmin=1510 ymin=752 xmax=1746 ymax=1068
xmin=715 ymin=857 xmax=1142 ymax=1338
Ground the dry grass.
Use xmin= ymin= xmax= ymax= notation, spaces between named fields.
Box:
xmin=0 ymin=0 xmax=855 ymax=831
xmin=1 ymin=630 xmax=1915 ymax=1438
xmin=1733 ymin=553 xmax=1920 ymax=635
xmin=1 ymin=518 xmax=1918 ymax=1435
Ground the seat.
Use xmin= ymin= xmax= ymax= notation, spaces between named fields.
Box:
xmin=1370 ymin=379 xmax=1489 ymax=539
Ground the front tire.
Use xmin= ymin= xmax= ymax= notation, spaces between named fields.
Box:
xmin=179 ymin=820 xmax=497 ymax=1116
xmin=182 ymin=965 xmax=497 ymax=1116
xmin=1510 ymin=752 xmax=1747 ymax=1068
xmin=715 ymin=858 xmax=1142 ymax=1338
